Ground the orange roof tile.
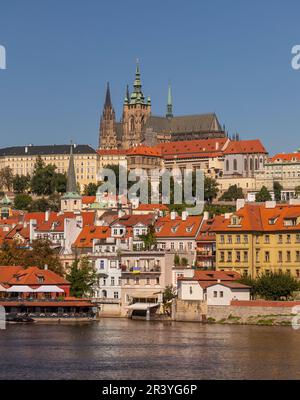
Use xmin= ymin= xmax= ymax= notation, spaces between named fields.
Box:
xmin=224 ymin=139 xmax=267 ymax=155
xmin=156 ymin=138 xmax=228 ymax=159
xmin=270 ymin=152 xmax=300 ymax=162
xmin=127 ymin=145 xmax=162 ymax=157
xmin=73 ymin=225 xmax=111 ymax=248
xmin=155 ymin=215 xmax=202 ymax=238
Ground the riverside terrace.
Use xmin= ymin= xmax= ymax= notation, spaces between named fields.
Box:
xmin=0 ymin=265 xmax=96 ymax=321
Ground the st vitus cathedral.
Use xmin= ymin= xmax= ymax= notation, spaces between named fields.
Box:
xmin=98 ymin=62 xmax=225 ymax=150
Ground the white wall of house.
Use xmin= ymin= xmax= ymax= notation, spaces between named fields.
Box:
xmin=94 ymin=257 xmax=121 ymax=300
xmin=206 ymin=284 xmax=250 ymax=305
xmin=178 ymin=281 xmax=204 ymax=301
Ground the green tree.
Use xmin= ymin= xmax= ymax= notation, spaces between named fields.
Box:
xmin=255 ymin=272 xmax=300 ymax=301
xmin=295 ymin=186 xmax=300 ymax=198
xmin=31 ymin=156 xmax=65 ymax=195
xmin=54 ymin=173 xmax=67 ymax=193
xmin=83 ymin=183 xmax=98 ymax=196
xmin=255 ymin=186 xmax=272 ymax=202
xmin=0 ymin=239 xmax=63 ymax=274
xmin=174 ymin=254 xmax=180 ymax=266
xmin=273 ymin=181 xmax=283 ymax=202
xmin=67 ymin=257 xmax=98 ymax=298
xmin=180 ymin=257 xmax=188 ymax=266
xmin=28 ymin=197 xmax=50 ymax=212
xmin=139 ymin=225 xmax=157 ymax=250
xmin=0 ymin=166 xmax=14 ymax=191
xmin=13 ymin=174 xmax=30 ymax=194
xmin=162 ymin=285 xmax=177 ymax=315
xmin=14 ymin=193 xmax=33 ymax=210
xmin=219 ymin=185 xmax=244 ymax=201
xmin=204 ymin=176 xmax=219 ymax=203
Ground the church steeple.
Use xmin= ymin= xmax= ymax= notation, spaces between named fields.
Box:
xmin=129 ymin=59 xmax=146 ymax=105
xmin=61 ymin=143 xmax=82 ymax=212
xmin=66 ymin=144 xmax=78 ymax=195
xmin=166 ymin=83 xmax=173 ymax=118
xmin=104 ymin=82 xmax=112 ymax=108
xmin=99 ymin=82 xmax=118 ymax=149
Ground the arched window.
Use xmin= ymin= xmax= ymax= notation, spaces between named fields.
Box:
xmin=244 ymin=158 xmax=248 ymax=171
xmin=233 ymin=159 xmax=237 ymax=171
xmin=102 ymin=290 xmax=107 ymax=299
xmin=250 ymin=158 xmax=253 ymax=171
xmin=255 ymin=158 xmax=259 ymax=170
xmin=130 ymin=117 xmax=135 ymax=132
xmin=226 ymin=160 xmax=229 ymax=171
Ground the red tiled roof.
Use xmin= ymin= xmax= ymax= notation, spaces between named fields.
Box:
xmin=156 ymin=138 xmax=228 ymax=159
xmin=136 ymin=204 xmax=169 ymax=212
xmin=155 ymin=215 xmax=202 ymax=238
xmin=193 ymin=270 xmax=241 ymax=281
xmin=0 ymin=266 xmax=24 ymax=285
xmin=212 ymin=203 xmax=300 ymax=232
xmin=73 ymin=225 xmax=111 ymax=248
xmin=0 ymin=266 xmax=69 ymax=288
xmin=127 ymin=145 xmax=162 ymax=157
xmin=5 ymin=224 xmax=30 ymax=241
xmin=270 ymin=152 xmax=300 ymax=162
xmin=231 ymin=300 xmax=300 ymax=307
xmin=223 ymin=140 xmax=267 ymax=155
xmin=7 ymin=266 xmax=69 ymax=286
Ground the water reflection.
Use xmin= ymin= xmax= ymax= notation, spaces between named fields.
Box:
xmin=0 ymin=319 xmax=299 ymax=380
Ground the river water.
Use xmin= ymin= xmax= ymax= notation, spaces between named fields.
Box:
xmin=0 ymin=318 xmax=299 ymax=380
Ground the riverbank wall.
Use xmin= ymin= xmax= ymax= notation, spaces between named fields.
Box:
xmin=173 ymin=299 xmax=300 ymax=325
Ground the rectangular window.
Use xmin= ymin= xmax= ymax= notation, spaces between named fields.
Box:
xmin=243 ymin=235 xmax=248 ymax=244
xmin=220 ymin=291 xmax=224 ymax=298
xmin=114 ymin=292 xmax=119 ymax=299
xmin=220 ymin=251 xmax=225 ymax=262
xmin=287 ymin=251 xmax=291 ymax=262
xmin=111 ymin=277 xmax=115 ymax=286
xmin=236 ymin=235 xmax=241 ymax=244
xmin=213 ymin=291 xmax=217 ymax=298
xmin=227 ymin=251 xmax=232 ymax=263
xmin=243 ymin=251 xmax=248 ymax=262
xmin=265 ymin=252 xmax=270 ymax=263
xmin=278 ymin=251 xmax=283 ymax=263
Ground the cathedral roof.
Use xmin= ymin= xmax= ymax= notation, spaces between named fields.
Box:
xmin=144 ymin=113 xmax=222 ymax=134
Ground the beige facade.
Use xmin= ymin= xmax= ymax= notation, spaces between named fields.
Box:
xmin=0 ymin=145 xmax=98 ymax=191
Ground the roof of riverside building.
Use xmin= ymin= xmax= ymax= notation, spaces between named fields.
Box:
xmin=223 ymin=139 xmax=267 ymax=155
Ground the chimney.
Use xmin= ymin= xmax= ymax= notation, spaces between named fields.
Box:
xmin=25 ymin=146 xmax=28 ymax=154
xmin=203 ymin=211 xmax=209 ymax=221
xmin=217 ymin=279 xmax=221 ymax=283
xmin=182 ymin=211 xmax=188 ymax=221
xmin=45 ymin=210 xmax=50 ymax=222
xmin=215 ymin=142 xmax=219 ymax=150
xmin=44 ymin=264 xmax=48 ymax=270
xmin=265 ymin=201 xmax=276 ymax=209
xmin=236 ymin=198 xmax=245 ymax=211
xmin=170 ymin=211 xmax=177 ymax=220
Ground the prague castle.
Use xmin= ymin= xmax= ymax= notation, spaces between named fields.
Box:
xmin=98 ymin=62 xmax=225 ymax=150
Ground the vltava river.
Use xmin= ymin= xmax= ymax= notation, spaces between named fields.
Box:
xmin=0 ymin=318 xmax=299 ymax=380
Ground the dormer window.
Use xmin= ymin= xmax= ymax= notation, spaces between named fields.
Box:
xmin=230 ymin=216 xmax=241 ymax=226
xmin=284 ymin=218 xmax=297 ymax=227
xmin=37 ymin=276 xmax=44 ymax=284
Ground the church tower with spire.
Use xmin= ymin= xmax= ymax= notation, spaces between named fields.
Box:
xmin=61 ymin=144 xmax=82 ymax=212
xmin=122 ymin=61 xmax=151 ymax=149
xmin=99 ymin=82 xmax=118 ymax=149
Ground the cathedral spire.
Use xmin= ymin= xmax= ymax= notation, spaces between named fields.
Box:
xmin=104 ymin=82 xmax=112 ymax=108
xmin=166 ymin=83 xmax=173 ymax=118
xmin=66 ymin=143 xmax=78 ymax=194
xmin=133 ymin=59 xmax=142 ymax=93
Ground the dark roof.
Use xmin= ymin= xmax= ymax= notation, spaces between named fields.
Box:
xmin=144 ymin=113 xmax=222 ymax=134
xmin=0 ymin=144 xmax=96 ymax=156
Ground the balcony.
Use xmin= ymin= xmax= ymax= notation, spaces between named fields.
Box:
xmin=121 ymin=265 xmax=161 ymax=274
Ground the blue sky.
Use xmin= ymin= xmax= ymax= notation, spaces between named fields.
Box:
xmin=0 ymin=0 xmax=300 ymax=154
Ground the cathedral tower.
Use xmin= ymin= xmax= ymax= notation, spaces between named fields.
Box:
xmin=99 ymin=82 xmax=118 ymax=149
xmin=122 ymin=61 xmax=151 ymax=149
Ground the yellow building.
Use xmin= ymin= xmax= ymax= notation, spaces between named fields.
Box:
xmin=0 ymin=144 xmax=97 ymax=191
xmin=213 ymin=201 xmax=300 ymax=279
